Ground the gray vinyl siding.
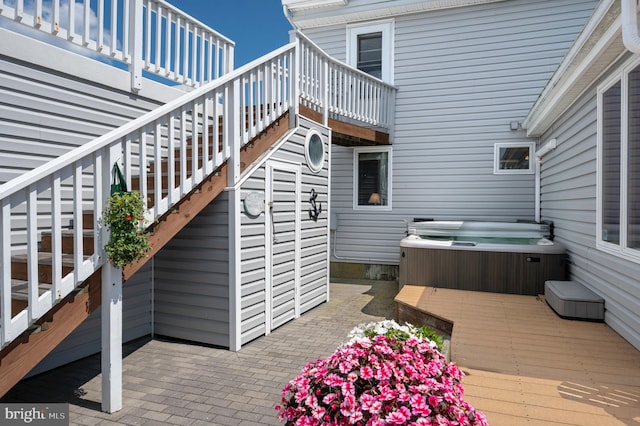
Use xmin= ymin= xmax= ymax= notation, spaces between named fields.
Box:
xmin=27 ymin=262 xmax=153 ymax=376
xmin=240 ymin=168 xmax=268 ymax=344
xmin=240 ymin=117 xmax=329 ymax=345
xmin=153 ymin=193 xmax=230 ymax=347
xmin=303 ymin=0 xmax=598 ymax=264
xmin=0 ymin=56 xmax=172 ymax=185
xmin=540 ymin=79 xmax=640 ymax=351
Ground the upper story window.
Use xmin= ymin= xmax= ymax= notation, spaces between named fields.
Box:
xmin=357 ymin=32 xmax=383 ymax=79
xmin=494 ymin=142 xmax=535 ymax=174
xmin=597 ymin=58 xmax=640 ymax=263
xmin=347 ymin=20 xmax=394 ymax=84
xmin=353 ymin=146 xmax=392 ymax=210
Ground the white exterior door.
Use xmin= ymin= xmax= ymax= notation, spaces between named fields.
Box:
xmin=265 ymin=161 xmax=301 ymax=332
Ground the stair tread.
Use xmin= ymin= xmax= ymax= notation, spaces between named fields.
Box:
xmin=41 ymin=230 xmax=94 ymax=237
xmin=7 ymin=279 xmax=53 ymax=300
xmin=11 ymin=252 xmax=84 ymax=266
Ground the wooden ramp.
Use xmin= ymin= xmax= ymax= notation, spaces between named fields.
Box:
xmin=395 ymin=286 xmax=640 ymax=426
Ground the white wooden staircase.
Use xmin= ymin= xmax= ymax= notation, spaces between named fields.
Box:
xmin=0 ymin=2 xmax=395 ymax=402
xmin=0 ymin=109 xmax=292 ymax=397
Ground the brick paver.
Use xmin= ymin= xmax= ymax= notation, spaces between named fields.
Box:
xmin=2 ymin=281 xmax=397 ymax=425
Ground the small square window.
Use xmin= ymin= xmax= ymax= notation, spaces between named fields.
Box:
xmin=494 ymin=143 xmax=535 ymax=174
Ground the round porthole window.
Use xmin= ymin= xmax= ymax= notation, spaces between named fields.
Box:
xmin=305 ymin=130 xmax=325 ymax=173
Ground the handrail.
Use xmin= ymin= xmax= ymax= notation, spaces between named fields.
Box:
xmin=0 ymin=0 xmax=235 ymax=89
xmin=0 ymin=42 xmax=295 ymax=348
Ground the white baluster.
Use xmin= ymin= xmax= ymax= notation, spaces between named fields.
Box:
xmin=97 ymin=0 xmax=104 ymax=51
xmin=129 ymin=0 xmax=143 ymax=91
xmin=155 ymin=3 xmax=162 ymax=72
xmin=83 ymin=0 xmax=90 ymax=46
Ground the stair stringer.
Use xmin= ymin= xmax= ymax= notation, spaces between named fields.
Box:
xmin=0 ymin=269 xmax=101 ymax=396
xmin=123 ymin=111 xmax=292 ymax=281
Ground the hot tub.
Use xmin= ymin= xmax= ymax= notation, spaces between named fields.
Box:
xmin=399 ymin=221 xmax=566 ymax=295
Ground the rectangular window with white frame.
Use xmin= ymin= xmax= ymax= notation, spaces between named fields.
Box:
xmin=597 ymin=57 xmax=640 ymax=263
xmin=347 ymin=20 xmax=394 ymax=84
xmin=353 ymin=146 xmax=392 ymax=210
xmin=494 ymin=142 xmax=535 ymax=174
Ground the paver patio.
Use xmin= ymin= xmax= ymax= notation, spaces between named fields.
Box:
xmin=2 ymin=281 xmax=397 ymax=425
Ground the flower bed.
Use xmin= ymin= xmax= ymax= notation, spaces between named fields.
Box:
xmin=276 ymin=320 xmax=487 ymax=426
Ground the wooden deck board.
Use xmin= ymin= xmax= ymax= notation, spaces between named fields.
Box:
xmin=395 ymin=286 xmax=640 ymax=425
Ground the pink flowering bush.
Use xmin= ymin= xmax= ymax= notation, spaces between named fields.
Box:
xmin=276 ymin=323 xmax=487 ymax=425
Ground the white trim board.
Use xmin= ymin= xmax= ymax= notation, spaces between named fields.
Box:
xmin=0 ymin=27 xmax=185 ymax=102
xmin=286 ymin=0 xmax=507 ymax=29
xmin=524 ymin=0 xmax=625 ymax=137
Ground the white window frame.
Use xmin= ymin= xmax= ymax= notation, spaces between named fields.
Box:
xmin=304 ymin=129 xmax=326 ymax=174
xmin=493 ymin=142 xmax=536 ymax=174
xmin=596 ymin=55 xmax=640 ymax=264
xmin=353 ymin=146 xmax=392 ymax=211
xmin=346 ymin=19 xmax=394 ymax=84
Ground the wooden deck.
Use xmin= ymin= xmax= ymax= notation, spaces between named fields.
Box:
xmin=395 ymin=286 xmax=640 ymax=426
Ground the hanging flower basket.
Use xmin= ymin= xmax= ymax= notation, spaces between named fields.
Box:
xmin=103 ymin=191 xmax=152 ymax=268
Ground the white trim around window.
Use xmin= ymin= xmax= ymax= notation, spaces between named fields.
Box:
xmin=493 ymin=142 xmax=535 ymax=174
xmin=596 ymin=55 xmax=640 ymax=264
xmin=346 ymin=19 xmax=394 ymax=84
xmin=353 ymin=146 xmax=392 ymax=211
xmin=304 ymin=129 xmax=326 ymax=173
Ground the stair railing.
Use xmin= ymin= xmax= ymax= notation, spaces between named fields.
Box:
xmin=0 ymin=42 xmax=295 ymax=348
xmin=0 ymin=0 xmax=235 ymax=90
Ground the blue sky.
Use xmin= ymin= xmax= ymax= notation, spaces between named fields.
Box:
xmin=165 ymin=0 xmax=293 ymax=67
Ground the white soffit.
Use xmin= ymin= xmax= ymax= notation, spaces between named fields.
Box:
xmin=283 ymin=0 xmax=349 ymax=12
xmin=525 ymin=0 xmax=626 ymax=137
xmin=286 ymin=0 xmax=507 ymax=28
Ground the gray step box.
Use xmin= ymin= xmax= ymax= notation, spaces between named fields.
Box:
xmin=545 ymin=280 xmax=604 ymax=321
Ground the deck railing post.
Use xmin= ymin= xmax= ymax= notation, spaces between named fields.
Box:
xmin=321 ymin=58 xmax=329 ymax=127
xmin=129 ymin=0 xmax=143 ymax=92
xmin=0 ymin=198 xmax=11 ymax=347
xmin=226 ymin=73 xmax=241 ymax=351
xmin=289 ymin=30 xmax=300 ymax=128
xmin=101 ymin=143 xmax=123 ymax=414
xmin=227 ymin=78 xmax=241 ymax=187
xmin=388 ymin=86 xmax=396 ymax=141
xmin=227 ymin=44 xmax=235 ymax=74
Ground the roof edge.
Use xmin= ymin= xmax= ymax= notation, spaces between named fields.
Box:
xmin=524 ymin=0 xmax=622 ymax=137
xmin=285 ymin=0 xmax=507 ymax=29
